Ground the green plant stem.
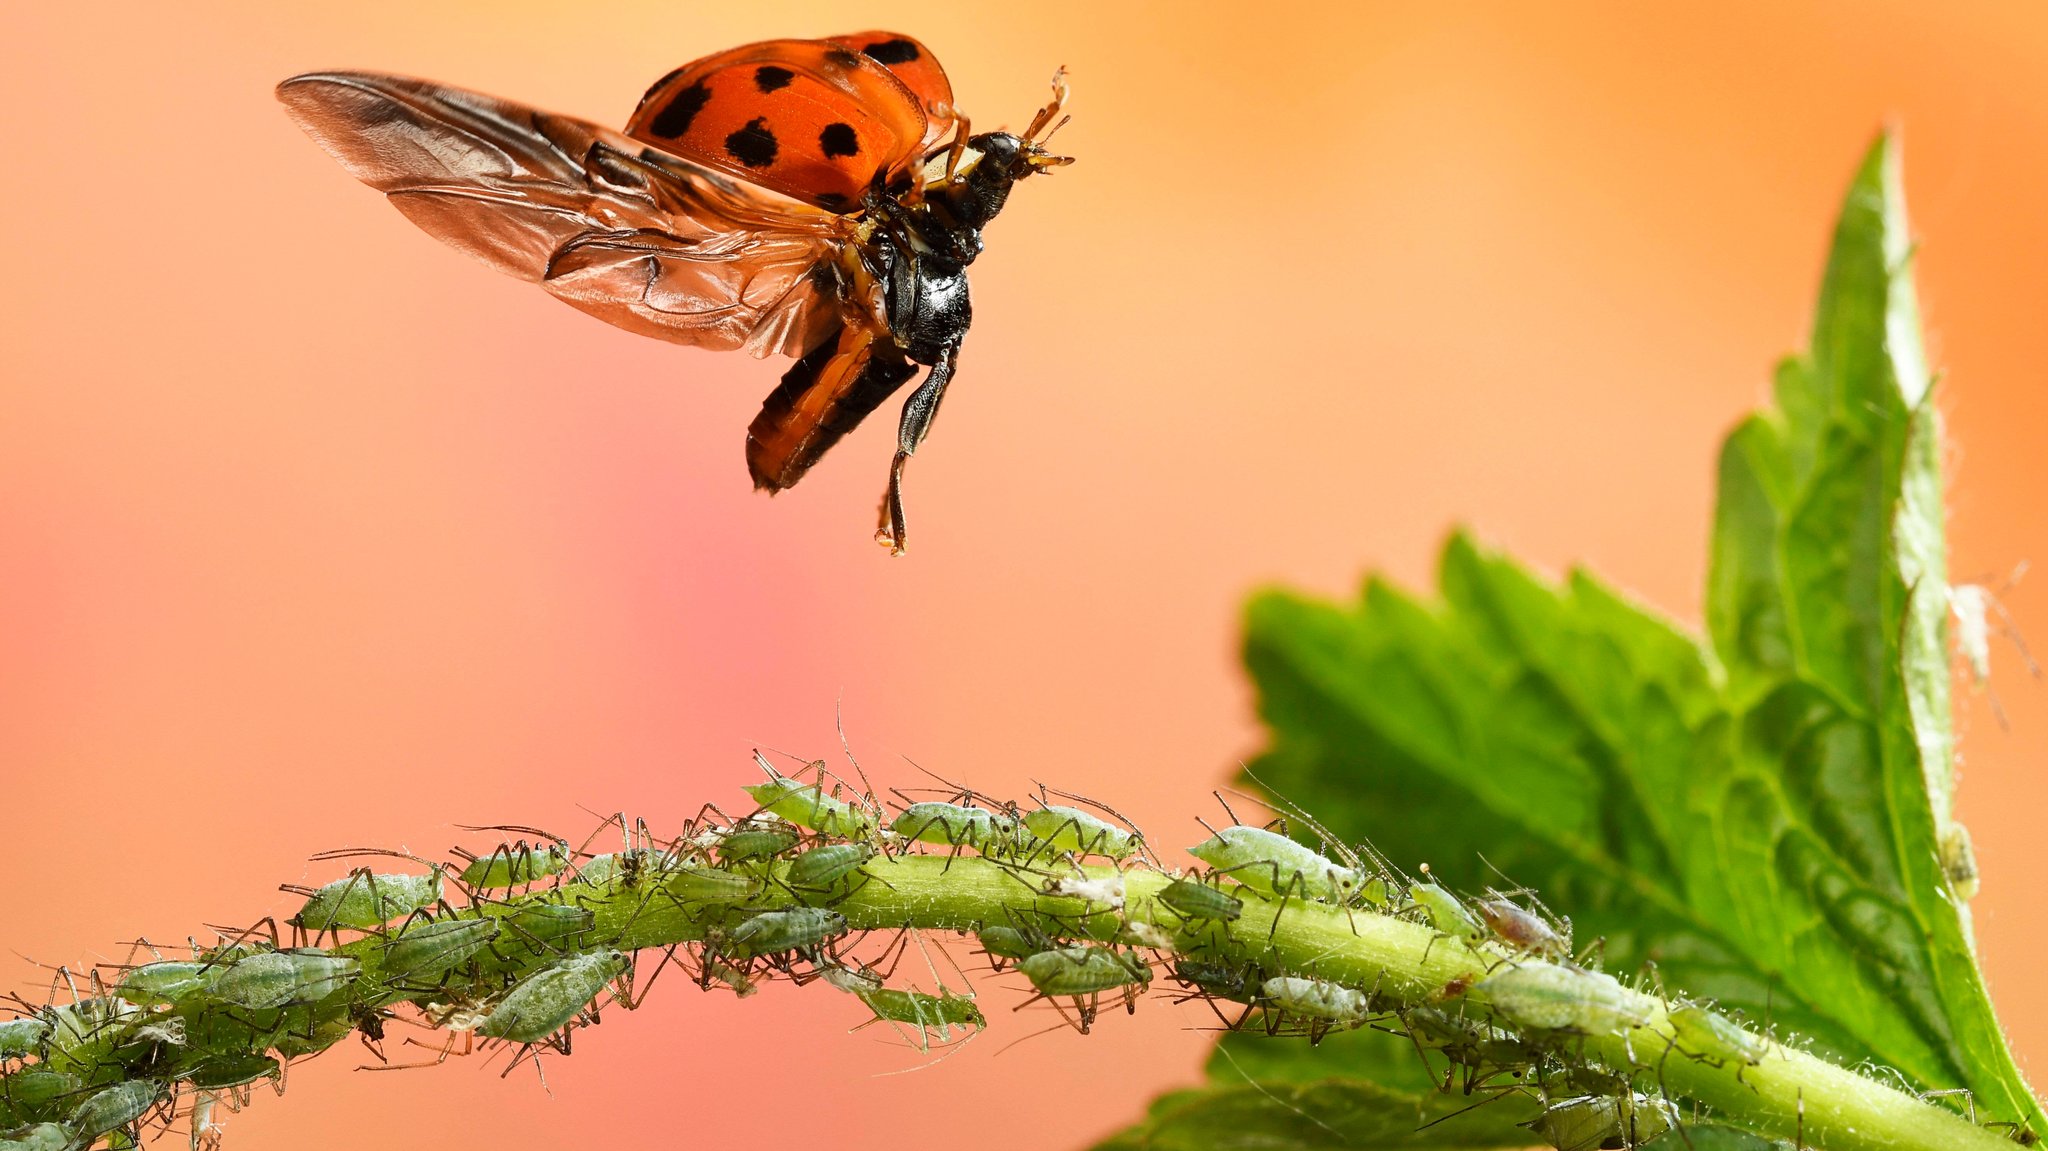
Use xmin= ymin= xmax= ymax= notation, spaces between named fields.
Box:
xmin=827 ymin=857 xmax=2005 ymax=1151
xmin=19 ymin=850 xmax=2010 ymax=1151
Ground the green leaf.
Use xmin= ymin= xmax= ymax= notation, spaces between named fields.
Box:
xmin=1106 ymin=133 xmax=2043 ymax=1143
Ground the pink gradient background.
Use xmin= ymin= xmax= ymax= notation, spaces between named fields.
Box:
xmin=5 ymin=3 xmax=2048 ymax=1147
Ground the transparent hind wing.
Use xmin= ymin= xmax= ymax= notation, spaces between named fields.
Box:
xmin=277 ymin=71 xmax=856 ymax=359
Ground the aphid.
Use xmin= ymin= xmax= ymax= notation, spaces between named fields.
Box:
xmin=717 ymin=823 xmax=803 ymax=865
xmin=39 ymin=998 xmax=141 ymax=1078
xmin=67 ymin=1080 xmax=161 ymax=1145
xmin=505 ymin=901 xmax=598 ymax=946
xmin=478 ymin=949 xmax=628 ymax=1045
xmin=701 ymin=958 xmax=760 ymax=999
xmin=819 ymin=960 xmax=888 ymax=996
xmin=1171 ymin=956 xmax=1257 ymax=1004
xmin=1156 ymin=876 xmax=1245 ymax=925
xmin=1409 ymin=879 xmax=1486 ymax=943
xmin=289 ymin=868 xmax=443 ymax=934
xmin=1022 ymin=804 xmax=1142 ymax=862
xmin=1523 ymin=1092 xmax=1680 ymax=1151
xmin=746 ymin=765 xmax=877 ymax=839
xmin=1941 ymin=824 xmax=1981 ymax=902
xmin=112 ymin=961 xmax=213 ymax=1007
xmin=855 ymin=988 xmax=985 ymax=1044
xmin=0 ymin=1122 xmax=71 ymax=1151
xmin=1667 ymin=1004 xmax=1768 ymax=1070
xmin=0 ymin=1017 xmax=48 ymax=1061
xmin=1257 ymin=976 xmax=1375 ymax=1043
xmin=1475 ymin=896 xmax=1569 ymax=958
xmin=785 ymin=842 xmax=878 ymax=891
xmin=1018 ymin=946 xmax=1150 ymax=1033
xmin=730 ymin=907 xmax=851 ymax=957
xmin=577 ymin=848 xmax=673 ymax=888
xmin=663 ymin=864 xmax=767 ymax=905
xmin=0 ymin=1070 xmax=79 ymax=1124
xmin=975 ymin=923 xmax=1054 ymax=971
xmin=1187 ymin=825 xmax=1364 ymax=903
xmin=1476 ymin=963 xmax=1651 ymax=1038
xmin=212 ymin=950 xmax=360 ymax=1010
xmin=378 ymin=917 xmax=501 ymax=983
xmin=177 ymin=1051 xmax=284 ymax=1091
xmin=457 ymin=839 xmax=572 ymax=890
xmin=1400 ymin=1006 xmax=1538 ymax=1094
xmin=280 ymin=35 xmax=1071 ymax=553
xmin=890 ymin=802 xmax=1019 ymax=854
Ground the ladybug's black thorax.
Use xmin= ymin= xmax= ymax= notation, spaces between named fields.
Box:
xmin=864 ymin=132 xmax=1036 ymax=365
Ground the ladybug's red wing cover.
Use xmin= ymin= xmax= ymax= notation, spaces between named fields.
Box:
xmin=277 ymin=71 xmax=852 ymax=359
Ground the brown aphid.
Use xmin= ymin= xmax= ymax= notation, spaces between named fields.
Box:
xmin=1475 ymin=897 xmax=1571 ymax=960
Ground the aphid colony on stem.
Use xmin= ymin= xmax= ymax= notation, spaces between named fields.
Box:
xmin=1 ymin=758 xmax=1980 ymax=1151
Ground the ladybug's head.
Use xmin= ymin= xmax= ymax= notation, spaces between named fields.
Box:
xmin=940 ymin=71 xmax=1075 ymax=231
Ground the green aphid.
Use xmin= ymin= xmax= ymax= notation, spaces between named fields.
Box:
xmin=68 ymin=1080 xmax=160 ymax=1144
xmin=718 ymin=823 xmax=802 ymax=865
xmin=1523 ymin=1093 xmax=1679 ymax=1151
xmin=1668 ymin=1004 xmax=1769 ymax=1068
xmin=664 ymin=865 xmax=766 ymax=905
xmin=0 ymin=1071 xmax=81 ymax=1122
xmin=1409 ymin=882 xmax=1486 ymax=941
xmin=855 ymin=988 xmax=985 ymax=1045
xmin=40 ymin=998 xmax=140 ymax=1078
xmin=975 ymin=925 xmax=1050 ymax=968
xmin=213 ymin=950 xmax=359 ymax=1010
xmin=379 ymin=917 xmax=500 ymax=982
xmin=177 ymin=1051 xmax=283 ymax=1090
xmin=0 ymin=1017 xmax=50 ymax=1060
xmin=745 ymin=767 xmax=875 ymax=839
xmin=577 ymin=848 xmax=672 ymax=888
xmin=506 ymin=901 xmax=597 ymax=945
xmin=1022 ymin=805 xmax=1142 ymax=860
xmin=1186 ymin=826 xmax=1363 ymax=903
xmin=1476 ymin=963 xmax=1651 ymax=1035
xmin=1018 ymin=946 xmax=1152 ymax=997
xmin=477 ymin=949 xmax=626 ymax=1045
xmin=460 ymin=840 xmax=571 ymax=889
xmin=1173 ymin=956 xmax=1257 ymax=1002
xmin=112 ymin=961 xmax=213 ymax=1007
xmin=0 ymin=1122 xmax=72 ymax=1151
xmin=1157 ymin=876 xmax=1244 ymax=924
xmin=730 ymin=907 xmax=849 ymax=956
xmin=889 ymin=802 xmax=1018 ymax=852
xmin=785 ymin=842 xmax=877 ymax=890
xmin=291 ymin=868 xmax=443 ymax=933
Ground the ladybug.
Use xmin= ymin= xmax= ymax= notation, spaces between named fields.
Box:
xmin=278 ymin=32 xmax=1070 ymax=553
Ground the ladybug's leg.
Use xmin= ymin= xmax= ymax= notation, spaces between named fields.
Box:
xmin=876 ymin=344 xmax=959 ymax=555
xmin=944 ymin=112 xmax=973 ymax=183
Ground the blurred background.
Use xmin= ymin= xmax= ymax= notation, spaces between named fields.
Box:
xmin=4 ymin=2 xmax=2047 ymax=1147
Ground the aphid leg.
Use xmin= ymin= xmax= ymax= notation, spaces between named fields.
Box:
xmin=876 ymin=345 xmax=959 ymax=555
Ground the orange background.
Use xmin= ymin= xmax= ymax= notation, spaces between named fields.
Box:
xmin=4 ymin=3 xmax=2047 ymax=1147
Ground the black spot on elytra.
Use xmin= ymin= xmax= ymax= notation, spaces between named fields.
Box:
xmin=813 ymin=191 xmax=851 ymax=211
xmin=754 ymin=65 xmax=794 ymax=93
xmin=818 ymin=122 xmax=860 ymax=158
xmin=823 ymin=46 xmax=863 ymax=70
xmin=648 ymin=81 xmax=710 ymax=138
xmin=861 ymin=39 xmax=920 ymax=65
xmin=724 ymin=118 xmax=779 ymax=168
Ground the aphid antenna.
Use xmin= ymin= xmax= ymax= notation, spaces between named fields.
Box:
xmin=834 ymin=697 xmax=884 ymax=808
xmin=1211 ymin=1041 xmax=1347 ymax=1142
xmin=455 ymin=822 xmax=567 ymax=841
xmin=308 ymin=845 xmax=438 ymax=869
xmin=1229 ymin=772 xmax=1370 ymax=872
